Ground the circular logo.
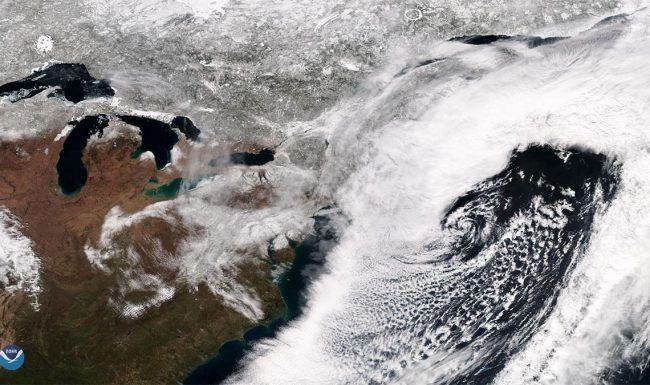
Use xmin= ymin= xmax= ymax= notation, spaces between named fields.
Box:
xmin=0 ymin=344 xmax=24 ymax=371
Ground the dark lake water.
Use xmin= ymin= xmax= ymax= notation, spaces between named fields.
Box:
xmin=56 ymin=114 xmax=201 ymax=194
xmin=56 ymin=115 xmax=110 ymax=195
xmin=171 ymin=116 xmax=201 ymax=141
xmin=230 ymin=149 xmax=275 ymax=166
xmin=0 ymin=63 xmax=114 ymax=103
xmin=117 ymin=115 xmax=180 ymax=169
xmin=209 ymin=149 xmax=275 ymax=168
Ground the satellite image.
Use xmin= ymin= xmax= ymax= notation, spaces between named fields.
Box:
xmin=0 ymin=0 xmax=649 ymax=384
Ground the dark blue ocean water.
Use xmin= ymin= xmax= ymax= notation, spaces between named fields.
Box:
xmin=184 ymin=210 xmax=339 ymax=384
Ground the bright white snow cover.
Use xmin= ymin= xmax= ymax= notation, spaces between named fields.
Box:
xmin=34 ymin=35 xmax=53 ymax=54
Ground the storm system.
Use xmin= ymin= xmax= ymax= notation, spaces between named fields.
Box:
xmin=0 ymin=0 xmax=649 ymax=384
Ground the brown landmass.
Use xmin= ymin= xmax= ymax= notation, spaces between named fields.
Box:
xmin=227 ymin=183 xmax=274 ymax=210
xmin=0 ymin=126 xmax=287 ymax=384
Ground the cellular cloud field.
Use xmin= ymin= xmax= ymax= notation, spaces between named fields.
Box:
xmin=0 ymin=0 xmax=648 ymax=384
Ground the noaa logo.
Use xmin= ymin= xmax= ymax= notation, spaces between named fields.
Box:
xmin=0 ymin=344 xmax=24 ymax=371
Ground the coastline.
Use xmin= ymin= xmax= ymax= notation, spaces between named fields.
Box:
xmin=184 ymin=207 xmax=341 ymax=384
